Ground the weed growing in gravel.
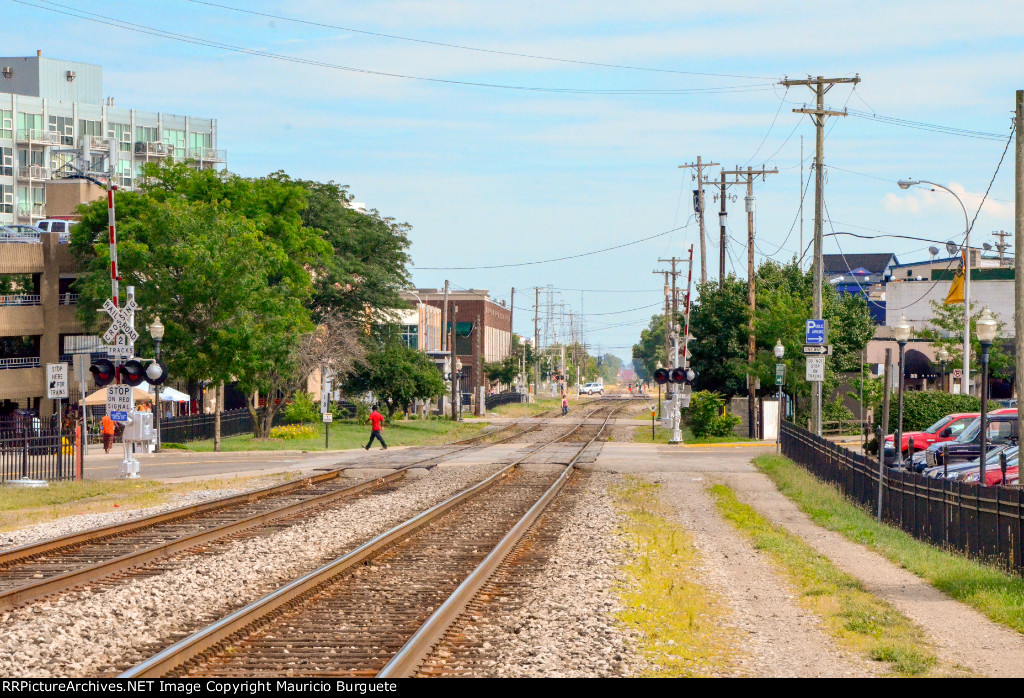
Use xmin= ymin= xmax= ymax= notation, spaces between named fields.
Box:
xmin=612 ymin=477 xmax=738 ymax=677
xmin=709 ymin=483 xmax=945 ymax=677
xmin=753 ymin=453 xmax=1024 ymax=636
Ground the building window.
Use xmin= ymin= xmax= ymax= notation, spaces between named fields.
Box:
xmin=400 ymin=324 xmax=419 ymax=350
xmin=19 ymin=149 xmax=44 ymax=168
xmin=452 ymin=321 xmax=474 ymax=356
xmin=17 ymin=112 xmax=41 ymax=139
xmin=0 ymin=146 xmax=11 ymax=176
xmin=0 ymin=184 xmax=12 ymax=214
xmin=47 ymin=115 xmax=74 ymax=145
xmin=135 ymin=125 xmax=159 ymax=143
xmin=162 ymin=129 xmax=185 ymax=158
xmin=189 ymin=131 xmax=212 ymax=157
xmin=79 ymin=119 xmax=102 ymax=140
xmin=117 ymin=159 xmax=132 ymax=188
xmin=0 ymin=110 xmax=11 ymax=140
xmin=50 ymin=151 xmax=73 ymax=176
xmin=108 ymin=123 xmax=131 ymax=152
xmin=907 ymin=270 xmax=913 ymax=277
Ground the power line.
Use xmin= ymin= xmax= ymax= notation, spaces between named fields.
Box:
xmin=181 ymin=0 xmax=776 ymax=80
xmin=845 ymin=108 xmax=1011 ymax=142
xmin=417 ymin=221 xmax=693 ymax=270
xmin=14 ymin=1 xmax=779 ymax=96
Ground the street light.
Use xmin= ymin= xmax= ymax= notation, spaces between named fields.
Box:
xmin=897 ymin=179 xmax=971 ymax=395
xmin=976 ymin=306 xmax=998 ymax=483
xmin=936 ymin=346 xmax=950 ymax=393
xmin=774 ymin=340 xmax=785 ymax=452
xmin=894 ymin=313 xmax=913 ymax=467
xmin=147 ymin=316 xmax=164 ymax=453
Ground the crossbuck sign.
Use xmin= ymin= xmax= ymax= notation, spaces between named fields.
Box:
xmin=102 ymin=298 xmax=139 ymax=344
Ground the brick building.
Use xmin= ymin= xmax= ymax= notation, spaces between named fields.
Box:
xmin=402 ymin=289 xmax=513 ymax=396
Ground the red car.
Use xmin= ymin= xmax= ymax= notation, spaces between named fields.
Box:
xmin=884 ymin=412 xmax=978 ymax=462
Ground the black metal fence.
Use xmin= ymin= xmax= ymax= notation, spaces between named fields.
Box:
xmin=0 ymin=425 xmax=76 ymax=481
xmin=781 ymin=420 xmax=1024 ymax=574
xmin=485 ymin=391 xmax=528 ymax=410
xmin=159 ymin=408 xmax=285 ymax=444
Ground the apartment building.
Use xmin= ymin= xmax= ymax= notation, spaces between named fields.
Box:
xmin=0 ymin=53 xmax=225 ymax=416
xmin=0 ymin=52 xmax=224 ymax=225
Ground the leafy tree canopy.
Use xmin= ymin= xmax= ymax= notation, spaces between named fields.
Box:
xmin=341 ymin=339 xmax=446 ymax=417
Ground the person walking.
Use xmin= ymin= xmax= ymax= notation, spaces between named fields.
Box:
xmin=561 ymin=395 xmax=569 ymax=417
xmin=101 ymin=413 xmax=116 ymax=454
xmin=364 ymin=405 xmax=388 ymax=450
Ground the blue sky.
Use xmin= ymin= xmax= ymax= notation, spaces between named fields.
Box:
xmin=6 ymin=0 xmax=1022 ymax=362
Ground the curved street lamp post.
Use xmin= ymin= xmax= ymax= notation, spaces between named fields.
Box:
xmin=898 ymin=179 xmax=971 ymax=395
xmin=147 ymin=316 xmax=165 ymax=453
xmin=774 ymin=339 xmax=785 ymax=453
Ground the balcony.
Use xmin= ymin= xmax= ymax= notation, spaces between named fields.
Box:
xmin=134 ymin=141 xmax=172 ymax=158
xmin=16 ymin=165 xmax=48 ymax=182
xmin=0 ymin=363 xmax=45 ymax=401
xmin=0 ymin=294 xmax=41 ymax=306
xmin=88 ymin=136 xmax=111 ymax=151
xmin=16 ymin=129 xmax=61 ymax=146
xmin=16 ymin=202 xmax=45 ymax=220
xmin=193 ymin=147 xmax=226 ymax=163
xmin=0 ymin=357 xmax=41 ymax=370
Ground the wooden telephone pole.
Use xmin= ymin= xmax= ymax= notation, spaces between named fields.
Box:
xmin=723 ymin=165 xmax=778 ymax=438
xmin=780 ymin=74 xmax=860 ymax=435
xmin=679 ymin=156 xmax=720 ymax=285
xmin=652 ymin=270 xmax=672 ymax=366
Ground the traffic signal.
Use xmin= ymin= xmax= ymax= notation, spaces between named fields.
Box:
xmin=120 ymin=359 xmax=147 ymax=387
xmin=145 ymin=360 xmax=169 ymax=386
xmin=89 ymin=359 xmax=116 ymax=387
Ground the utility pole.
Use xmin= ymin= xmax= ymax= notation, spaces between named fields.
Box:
xmin=679 ymin=156 xmax=720 ymax=285
xmin=706 ymin=170 xmax=738 ymax=288
xmin=441 ymin=280 xmax=449 ymax=351
xmin=780 ymin=74 xmax=860 ymax=435
xmin=1014 ymin=90 xmax=1022 ymax=438
xmin=450 ymin=304 xmax=459 ymax=421
xmin=723 ymin=165 xmax=778 ymax=438
xmin=993 ymin=230 xmax=1011 ymax=265
xmin=534 ymin=287 xmax=540 ymax=398
xmin=653 ymin=270 xmax=672 ymax=366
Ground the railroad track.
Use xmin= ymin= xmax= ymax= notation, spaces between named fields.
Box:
xmin=0 ymin=412 xmax=557 ymax=611
xmin=120 ymin=401 xmax=623 ymax=678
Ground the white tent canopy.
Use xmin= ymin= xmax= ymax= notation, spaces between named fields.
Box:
xmin=140 ymin=382 xmax=190 ymax=402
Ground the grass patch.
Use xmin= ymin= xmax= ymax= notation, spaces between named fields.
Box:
xmin=183 ymin=418 xmax=485 ymax=452
xmin=754 ymin=453 xmax=1024 ymax=635
xmin=487 ymin=396 xmax=562 ymax=418
xmin=612 ymin=476 xmax=738 ymax=677
xmin=709 ymin=483 xmax=947 ymax=677
xmin=631 ymin=424 xmax=756 ymax=445
xmin=0 ymin=472 xmax=295 ymax=532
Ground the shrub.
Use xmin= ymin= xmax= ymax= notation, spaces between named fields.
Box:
xmin=161 ymin=442 xmax=186 ymax=450
xmin=878 ymin=391 xmax=982 ymax=434
xmin=269 ymin=424 xmax=317 ymax=440
xmin=283 ymin=391 xmax=319 ymax=424
xmin=687 ymin=390 xmax=742 ymax=438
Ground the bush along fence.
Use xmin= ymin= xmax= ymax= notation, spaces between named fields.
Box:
xmin=781 ymin=421 xmax=1024 ymax=575
xmin=160 ymin=408 xmax=285 ymax=445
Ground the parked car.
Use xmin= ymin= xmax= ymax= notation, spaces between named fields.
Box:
xmin=920 ymin=410 xmax=1018 ymax=471
xmin=883 ymin=412 xmax=978 ymax=465
xmin=922 ymin=443 xmax=1015 ymax=480
xmin=36 ymin=219 xmax=76 ymax=242
xmin=957 ymin=446 xmax=1020 ymax=485
xmin=580 ymin=382 xmax=604 ymax=396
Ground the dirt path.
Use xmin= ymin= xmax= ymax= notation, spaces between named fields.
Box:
xmin=721 ymin=470 xmax=1024 ymax=678
xmin=650 ymin=472 xmax=880 ymax=677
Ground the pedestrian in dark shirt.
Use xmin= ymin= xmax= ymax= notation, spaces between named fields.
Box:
xmin=365 ymin=405 xmax=388 ymax=450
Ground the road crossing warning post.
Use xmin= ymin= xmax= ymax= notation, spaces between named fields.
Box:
xmin=321 ymin=367 xmax=333 ymax=449
xmin=47 ymin=363 xmax=68 ymax=476
xmin=805 ymin=319 xmax=827 ymax=435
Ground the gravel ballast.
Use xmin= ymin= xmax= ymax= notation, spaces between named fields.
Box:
xmin=0 ymin=462 xmax=506 ymax=678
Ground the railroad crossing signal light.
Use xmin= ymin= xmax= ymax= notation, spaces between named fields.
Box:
xmin=89 ymin=359 xmax=116 ymax=387
xmin=653 ymin=368 xmax=670 ymax=385
xmin=654 ymin=367 xmax=699 ymax=385
xmin=120 ymin=359 xmax=147 ymax=387
xmin=670 ymin=367 xmax=687 ymax=384
xmin=145 ymin=360 xmax=169 ymax=386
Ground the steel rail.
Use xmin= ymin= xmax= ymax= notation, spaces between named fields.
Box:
xmin=378 ymin=403 xmax=620 ymax=677
xmin=120 ymin=402 xmax=615 ymax=679
xmin=0 ymin=415 xmax=548 ymax=609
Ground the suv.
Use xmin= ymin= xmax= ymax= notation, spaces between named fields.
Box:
xmin=36 ymin=219 xmax=76 ymax=242
xmin=580 ymin=382 xmax=604 ymax=396
xmin=921 ymin=411 xmax=1018 ymax=470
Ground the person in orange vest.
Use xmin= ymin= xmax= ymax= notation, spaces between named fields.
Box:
xmin=364 ymin=405 xmax=388 ymax=450
xmin=101 ymin=414 xmax=116 ymax=453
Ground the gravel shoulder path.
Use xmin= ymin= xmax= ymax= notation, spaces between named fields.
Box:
xmin=0 ymin=462 xmax=506 ymax=678
xmin=651 ymin=472 xmax=880 ymax=677
xmin=721 ymin=470 xmax=1024 ymax=678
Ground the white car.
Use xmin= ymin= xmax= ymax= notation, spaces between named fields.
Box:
xmin=580 ymin=382 xmax=604 ymax=395
xmin=36 ymin=219 xmax=76 ymax=243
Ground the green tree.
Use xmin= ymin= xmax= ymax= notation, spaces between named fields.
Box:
xmin=597 ymin=353 xmax=623 ymax=384
xmin=483 ymin=356 xmax=520 ymax=387
xmin=341 ymin=340 xmax=446 ymax=418
xmin=294 ymin=179 xmax=412 ymax=321
xmin=688 ymin=276 xmax=748 ymax=395
xmin=917 ymin=299 xmax=1013 ymax=379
